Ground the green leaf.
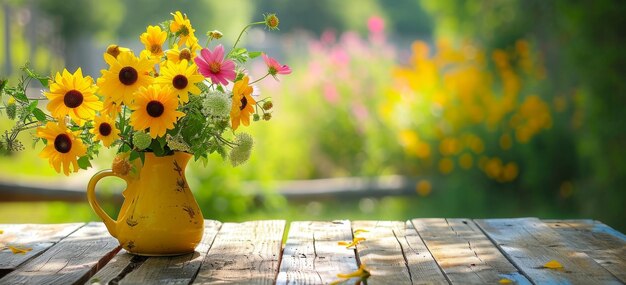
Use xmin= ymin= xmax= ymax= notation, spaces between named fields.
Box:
xmin=12 ymin=92 xmax=28 ymax=103
xmin=0 ymin=79 xmax=7 ymax=93
xmin=32 ymin=108 xmax=46 ymax=122
xmin=77 ymin=156 xmax=92 ymax=170
xmin=23 ymin=66 xmax=49 ymax=88
xmin=129 ymin=150 xmax=145 ymax=162
xmin=27 ymin=101 xmax=38 ymax=112
xmin=248 ymin=51 xmax=262 ymax=59
xmin=150 ymin=138 xmax=165 ymax=156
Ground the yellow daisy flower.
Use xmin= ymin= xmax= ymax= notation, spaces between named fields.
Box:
xmin=129 ymin=85 xmax=185 ymax=139
xmin=140 ymin=25 xmax=167 ymax=58
xmin=97 ymin=51 xmax=155 ymax=106
xmin=90 ymin=115 xmax=120 ymax=147
xmin=155 ymin=59 xmax=203 ymax=103
xmin=36 ymin=121 xmax=87 ymax=176
xmin=44 ymin=68 xmax=102 ymax=125
xmin=170 ymin=11 xmax=196 ymax=47
xmin=230 ymin=76 xmax=256 ymax=131
xmin=102 ymin=97 xmax=122 ymax=117
xmin=165 ymin=38 xmax=200 ymax=64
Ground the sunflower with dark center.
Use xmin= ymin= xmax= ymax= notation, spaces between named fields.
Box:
xmin=230 ymin=76 xmax=257 ymax=131
xmin=91 ymin=115 xmax=120 ymax=147
xmin=155 ymin=59 xmax=203 ymax=103
xmin=129 ymin=85 xmax=185 ymax=139
xmin=44 ymin=68 xmax=102 ymax=125
xmin=97 ymin=51 xmax=155 ymax=106
xmin=36 ymin=122 xmax=87 ymax=176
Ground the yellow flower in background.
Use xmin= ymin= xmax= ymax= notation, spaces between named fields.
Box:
xmin=438 ymin=158 xmax=454 ymax=174
xmin=90 ymin=115 xmax=120 ymax=147
xmin=155 ymin=59 xmax=203 ymax=103
xmin=140 ymin=25 xmax=167 ymax=58
xmin=44 ymin=68 xmax=102 ymax=125
xmin=502 ymin=162 xmax=519 ymax=182
xmin=459 ymin=153 xmax=473 ymax=170
xmin=499 ymin=133 xmax=513 ymax=150
xmin=230 ymin=76 xmax=256 ymax=131
xmin=484 ymin=157 xmax=503 ymax=179
xmin=129 ymin=85 xmax=184 ymax=138
xmin=416 ymin=180 xmax=432 ymax=196
xmin=170 ymin=11 xmax=196 ymax=47
xmin=97 ymin=51 xmax=155 ymax=106
xmin=36 ymin=122 xmax=87 ymax=176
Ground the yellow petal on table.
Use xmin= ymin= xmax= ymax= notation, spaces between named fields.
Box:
xmin=499 ymin=278 xmax=513 ymax=284
xmin=543 ymin=260 xmax=563 ymax=269
xmin=8 ymin=245 xmax=33 ymax=255
xmin=354 ymin=229 xmax=369 ymax=235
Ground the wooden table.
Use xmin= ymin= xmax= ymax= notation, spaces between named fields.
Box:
xmin=1 ymin=218 xmax=624 ymax=284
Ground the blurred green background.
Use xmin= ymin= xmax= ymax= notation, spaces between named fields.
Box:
xmin=1 ymin=0 xmax=625 ymax=232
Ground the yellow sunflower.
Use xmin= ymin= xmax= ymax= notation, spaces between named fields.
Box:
xmin=90 ymin=115 xmax=120 ymax=147
xmin=170 ymin=11 xmax=196 ymax=47
xmin=102 ymin=97 xmax=122 ymax=117
xmin=129 ymin=85 xmax=185 ymax=138
xmin=155 ymin=59 xmax=203 ymax=103
xmin=97 ymin=51 xmax=155 ymax=106
xmin=230 ymin=76 xmax=256 ymax=130
xmin=36 ymin=121 xmax=87 ymax=176
xmin=44 ymin=68 xmax=102 ymax=125
xmin=165 ymin=38 xmax=200 ymax=64
xmin=140 ymin=25 xmax=167 ymax=58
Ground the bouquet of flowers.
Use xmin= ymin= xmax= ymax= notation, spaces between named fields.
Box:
xmin=0 ymin=11 xmax=290 ymax=175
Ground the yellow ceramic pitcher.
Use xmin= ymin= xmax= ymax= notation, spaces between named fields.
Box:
xmin=87 ymin=151 xmax=204 ymax=256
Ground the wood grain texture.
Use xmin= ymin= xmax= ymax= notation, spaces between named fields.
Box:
xmin=276 ymin=220 xmax=358 ymax=285
xmin=193 ymin=220 xmax=285 ymax=285
xmin=476 ymin=218 xmax=622 ymax=285
xmin=0 ymin=223 xmax=83 ymax=271
xmin=88 ymin=220 xmax=222 ymax=285
xmin=0 ymin=222 xmax=120 ymax=285
xmin=411 ymin=218 xmax=530 ymax=285
xmin=352 ymin=220 xmax=448 ymax=285
xmin=545 ymin=219 xmax=626 ymax=283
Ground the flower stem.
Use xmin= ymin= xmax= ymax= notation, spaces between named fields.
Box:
xmin=250 ymin=72 xmax=270 ymax=85
xmin=230 ymin=21 xmax=264 ymax=54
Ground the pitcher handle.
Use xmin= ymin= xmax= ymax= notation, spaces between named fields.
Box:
xmin=87 ymin=170 xmax=119 ymax=238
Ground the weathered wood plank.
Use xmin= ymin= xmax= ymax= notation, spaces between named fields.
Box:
xmin=193 ymin=220 xmax=285 ymax=285
xmin=87 ymin=220 xmax=222 ymax=285
xmin=476 ymin=218 xmax=622 ymax=284
xmin=545 ymin=219 xmax=626 ymax=283
xmin=411 ymin=218 xmax=529 ymax=284
xmin=352 ymin=220 xmax=448 ymax=285
xmin=0 ymin=222 xmax=120 ymax=285
xmin=0 ymin=223 xmax=83 ymax=273
xmin=276 ymin=220 xmax=358 ymax=285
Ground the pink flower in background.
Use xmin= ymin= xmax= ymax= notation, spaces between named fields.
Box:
xmin=367 ymin=16 xmax=386 ymax=44
xmin=194 ymin=44 xmax=236 ymax=85
xmin=367 ymin=16 xmax=385 ymax=34
xmin=323 ymin=84 xmax=339 ymax=104
xmin=262 ymin=53 xmax=292 ymax=80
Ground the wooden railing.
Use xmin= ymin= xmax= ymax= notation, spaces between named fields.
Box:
xmin=0 ymin=175 xmax=426 ymax=202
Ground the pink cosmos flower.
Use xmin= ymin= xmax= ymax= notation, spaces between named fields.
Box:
xmin=194 ymin=44 xmax=236 ymax=85
xmin=262 ymin=53 xmax=292 ymax=80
